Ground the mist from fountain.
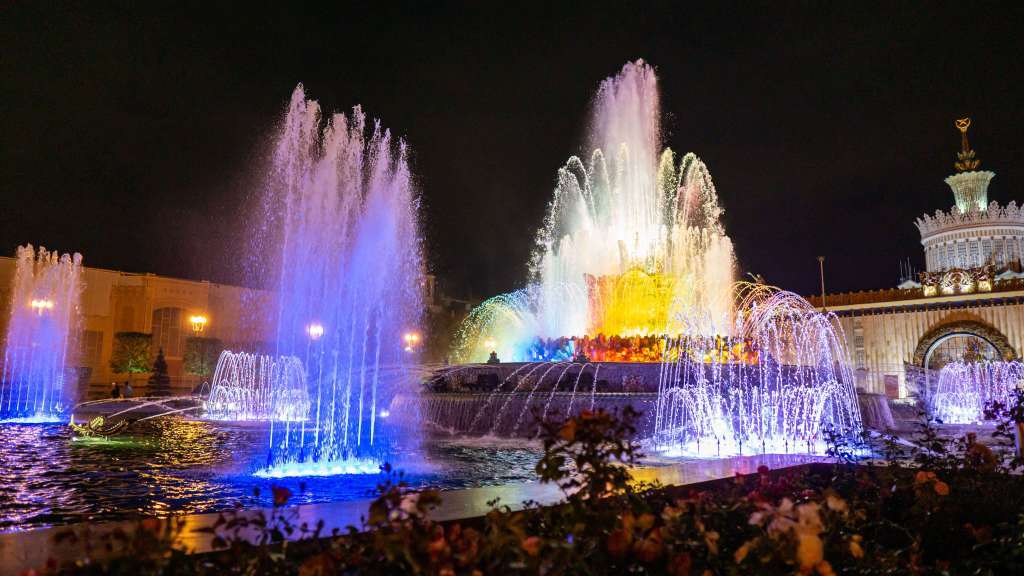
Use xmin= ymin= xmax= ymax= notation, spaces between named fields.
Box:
xmin=452 ymin=59 xmax=735 ymax=363
xmin=932 ymin=361 xmax=1024 ymax=424
xmin=204 ymin=351 xmax=310 ymax=422
xmin=1 ymin=245 xmax=83 ymax=422
xmin=255 ymin=85 xmax=423 ymax=476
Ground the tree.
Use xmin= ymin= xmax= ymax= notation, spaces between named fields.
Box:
xmin=110 ymin=332 xmax=152 ymax=374
xmin=147 ymin=348 xmax=172 ymax=396
xmin=183 ymin=337 xmax=224 ymax=378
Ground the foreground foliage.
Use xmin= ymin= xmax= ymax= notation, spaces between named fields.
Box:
xmin=32 ymin=404 xmax=1024 ymax=575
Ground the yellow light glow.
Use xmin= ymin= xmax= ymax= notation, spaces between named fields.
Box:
xmin=189 ymin=314 xmax=208 ymax=333
xmin=585 ymin=269 xmax=677 ymax=337
xmin=29 ymin=298 xmax=54 ymax=314
xmin=482 ymin=338 xmax=497 ymax=350
xmin=403 ymin=331 xmax=421 ymax=352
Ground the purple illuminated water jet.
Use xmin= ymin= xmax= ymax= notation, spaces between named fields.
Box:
xmin=932 ymin=361 xmax=1023 ymax=424
xmin=255 ymin=85 xmax=423 ymax=476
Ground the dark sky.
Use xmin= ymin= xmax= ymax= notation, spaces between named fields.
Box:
xmin=3 ymin=2 xmax=1023 ymax=298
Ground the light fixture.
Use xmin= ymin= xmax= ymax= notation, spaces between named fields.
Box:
xmin=403 ymin=331 xmax=421 ymax=352
xmin=30 ymin=298 xmax=54 ymax=314
xmin=307 ymin=323 xmax=325 ymax=341
xmin=189 ymin=314 xmax=208 ymax=334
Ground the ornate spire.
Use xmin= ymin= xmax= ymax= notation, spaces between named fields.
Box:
xmin=954 ymin=117 xmax=980 ymax=172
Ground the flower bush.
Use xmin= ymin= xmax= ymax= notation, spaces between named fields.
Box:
xmin=29 ymin=405 xmax=1024 ymax=575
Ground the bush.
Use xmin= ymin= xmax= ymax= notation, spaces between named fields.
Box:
xmin=109 ymin=332 xmax=152 ymax=374
xmin=183 ymin=337 xmax=224 ymax=377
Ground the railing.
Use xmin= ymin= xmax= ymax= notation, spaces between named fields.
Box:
xmin=807 ymin=277 xmax=1024 ymax=308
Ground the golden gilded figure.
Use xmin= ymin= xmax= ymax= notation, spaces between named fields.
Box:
xmin=954 ymin=117 xmax=980 ymax=171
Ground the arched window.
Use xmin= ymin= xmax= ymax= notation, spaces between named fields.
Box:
xmin=152 ymin=307 xmax=185 ymax=357
xmin=925 ymin=334 xmax=1000 ymax=372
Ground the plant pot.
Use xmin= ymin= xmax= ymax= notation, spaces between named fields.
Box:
xmin=1016 ymin=421 xmax=1024 ymax=459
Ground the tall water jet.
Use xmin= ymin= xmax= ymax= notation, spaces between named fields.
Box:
xmin=1 ymin=245 xmax=83 ymax=422
xmin=932 ymin=361 xmax=1024 ymax=424
xmin=257 ymin=86 xmax=423 ymax=476
xmin=205 ymin=351 xmax=310 ymax=422
xmin=453 ymin=60 xmax=735 ymax=362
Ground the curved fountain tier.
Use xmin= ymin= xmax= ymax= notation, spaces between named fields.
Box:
xmin=204 ymin=351 xmax=310 ymax=422
xmin=932 ymin=361 xmax=1024 ymax=424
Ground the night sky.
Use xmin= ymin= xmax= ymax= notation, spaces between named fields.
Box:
xmin=3 ymin=2 xmax=1023 ymax=299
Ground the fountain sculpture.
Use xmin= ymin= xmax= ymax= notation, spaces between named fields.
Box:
xmin=1 ymin=245 xmax=83 ymax=422
xmin=453 ymin=60 xmax=735 ymax=363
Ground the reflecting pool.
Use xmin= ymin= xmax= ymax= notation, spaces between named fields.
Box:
xmin=0 ymin=418 xmax=542 ymax=532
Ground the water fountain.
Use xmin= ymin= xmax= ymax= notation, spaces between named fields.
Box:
xmin=452 ymin=60 xmax=735 ymax=363
xmin=932 ymin=360 xmax=1024 ymax=424
xmin=205 ymin=351 xmax=310 ymax=421
xmin=653 ymin=283 xmax=862 ymax=456
xmin=1 ymin=245 xmax=83 ymax=422
xmin=441 ymin=61 xmax=862 ymax=454
xmin=256 ymin=85 xmax=423 ymax=476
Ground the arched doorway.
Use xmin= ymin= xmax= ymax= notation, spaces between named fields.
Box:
xmin=912 ymin=320 xmax=1017 ymax=402
xmin=924 ymin=333 xmax=1000 ymax=371
xmin=913 ymin=320 xmax=1017 ymax=368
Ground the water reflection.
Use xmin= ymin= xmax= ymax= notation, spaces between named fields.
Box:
xmin=0 ymin=418 xmax=541 ymax=532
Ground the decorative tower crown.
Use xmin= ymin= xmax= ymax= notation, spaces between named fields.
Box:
xmin=945 ymin=118 xmax=994 ymax=213
xmin=954 ymin=118 xmax=980 ymax=172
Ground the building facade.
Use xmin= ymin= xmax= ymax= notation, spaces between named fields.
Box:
xmin=0 ymin=258 xmax=276 ymax=398
xmin=809 ymin=120 xmax=1024 ymax=398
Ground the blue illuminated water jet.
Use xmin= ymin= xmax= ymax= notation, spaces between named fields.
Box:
xmin=0 ymin=245 xmax=83 ymax=422
xmin=256 ymin=85 xmax=423 ymax=476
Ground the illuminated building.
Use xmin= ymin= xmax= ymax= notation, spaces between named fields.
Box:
xmin=810 ymin=120 xmax=1024 ymax=397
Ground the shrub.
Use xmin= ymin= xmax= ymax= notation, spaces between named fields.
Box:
xmin=183 ymin=337 xmax=224 ymax=377
xmin=109 ymin=331 xmax=152 ymax=374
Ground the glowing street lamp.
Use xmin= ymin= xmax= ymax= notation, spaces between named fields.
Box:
xmin=189 ymin=314 xmax=208 ymax=334
xmin=403 ymin=331 xmax=421 ymax=352
xmin=307 ymin=323 xmax=325 ymax=341
xmin=30 ymin=298 xmax=54 ymax=315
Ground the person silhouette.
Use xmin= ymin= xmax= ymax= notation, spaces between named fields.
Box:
xmin=486 ymin=351 xmax=501 ymax=364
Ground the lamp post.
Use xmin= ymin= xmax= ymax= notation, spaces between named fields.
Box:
xmin=817 ymin=256 xmax=827 ymax=311
xmin=189 ymin=314 xmax=208 ymax=335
